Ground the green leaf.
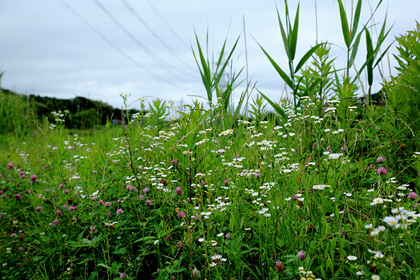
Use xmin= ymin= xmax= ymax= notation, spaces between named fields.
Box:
xmin=258 ymin=44 xmax=293 ymax=89
xmin=365 ymin=29 xmax=374 ymax=86
xmin=350 ymin=0 xmax=362 ymax=42
xmin=277 ymin=9 xmax=290 ymax=59
xmin=97 ymin=263 xmax=120 ymax=275
xmin=295 ymin=43 xmax=322 ymax=73
xmin=258 ymin=90 xmax=288 ymax=122
xmin=192 ymin=32 xmax=213 ymax=102
xmin=133 ymin=236 xmax=156 ymax=243
xmin=337 ymin=0 xmax=350 ymax=48
xmin=289 ymin=4 xmax=300 ymax=60
xmin=349 ymin=30 xmax=363 ymax=66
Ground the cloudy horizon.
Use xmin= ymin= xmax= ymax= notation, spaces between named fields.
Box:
xmin=1 ymin=0 xmax=418 ymax=110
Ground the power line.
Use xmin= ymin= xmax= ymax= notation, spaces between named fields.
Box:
xmin=91 ymin=0 xmax=192 ymax=83
xmin=121 ymin=0 xmax=196 ymax=73
xmin=59 ymin=0 xmax=188 ymax=89
xmin=145 ymin=0 xmax=191 ymax=50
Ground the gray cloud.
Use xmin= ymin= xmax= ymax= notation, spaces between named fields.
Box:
xmin=1 ymin=0 xmax=418 ymax=109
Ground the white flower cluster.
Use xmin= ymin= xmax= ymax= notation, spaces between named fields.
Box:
xmin=219 ymin=129 xmax=233 ymax=136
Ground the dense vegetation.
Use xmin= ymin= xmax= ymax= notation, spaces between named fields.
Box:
xmin=0 ymin=1 xmax=419 ymax=279
xmin=0 ymin=89 xmax=140 ymax=133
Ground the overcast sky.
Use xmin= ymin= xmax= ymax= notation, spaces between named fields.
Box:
xmin=0 ymin=0 xmax=418 ymax=109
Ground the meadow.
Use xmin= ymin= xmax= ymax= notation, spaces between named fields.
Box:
xmin=1 ymin=1 xmax=419 ymax=279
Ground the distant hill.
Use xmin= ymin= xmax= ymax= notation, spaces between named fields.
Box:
xmin=0 ymin=87 xmax=141 ymax=132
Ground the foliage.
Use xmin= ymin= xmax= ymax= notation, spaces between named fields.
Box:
xmin=257 ymin=1 xmax=321 ymax=115
xmin=0 ymin=89 xmax=38 ymax=136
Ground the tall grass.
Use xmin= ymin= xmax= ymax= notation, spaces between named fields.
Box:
xmin=0 ymin=89 xmax=38 ymax=138
xmin=0 ymin=2 xmax=419 ymax=280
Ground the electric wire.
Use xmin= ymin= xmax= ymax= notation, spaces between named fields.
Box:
xmin=145 ymin=0 xmax=191 ymax=50
xmin=59 ymin=0 xmax=189 ymax=89
xmin=121 ymin=0 xmax=196 ymax=74
xmin=91 ymin=0 xmax=192 ymax=83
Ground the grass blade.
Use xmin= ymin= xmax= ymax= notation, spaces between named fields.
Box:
xmin=288 ymin=3 xmax=300 ymax=60
xmin=295 ymin=43 xmax=322 ymax=73
xmin=349 ymin=31 xmax=363 ymax=66
xmin=257 ymin=90 xmax=288 ymax=122
xmin=258 ymin=44 xmax=294 ymax=89
xmin=277 ymin=9 xmax=290 ymax=59
xmin=337 ymin=0 xmax=350 ymax=48
xmin=350 ymin=0 xmax=362 ymax=42
xmin=365 ymin=29 xmax=374 ymax=86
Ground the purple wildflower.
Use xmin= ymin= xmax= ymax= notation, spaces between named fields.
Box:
xmin=92 ymin=170 xmax=97 ymax=174
xmin=275 ymin=260 xmax=286 ymax=273
xmin=408 ymin=192 xmax=418 ymax=200
xmin=7 ymin=162 xmax=14 ymax=169
xmin=90 ymin=226 xmax=97 ymax=233
xmin=116 ymin=208 xmax=124 ymax=215
xmin=68 ymin=206 xmax=76 ymax=211
xmin=143 ymin=188 xmax=150 ymax=194
xmin=30 ymin=175 xmax=38 ymax=183
xmin=53 ymin=219 xmax=60 ymax=225
xmin=171 ymin=159 xmax=178 ymax=166
xmin=376 ymin=167 xmax=388 ymax=175
xmin=15 ymin=193 xmax=22 ymax=200
xmin=376 ymin=156 xmax=386 ymax=163
xmin=177 ymin=211 xmax=186 ymax=218
xmin=138 ymin=194 xmax=144 ymax=200
xmin=105 ymin=201 xmax=111 ymax=207
xmin=145 ymin=199 xmax=152 ymax=206
xmin=35 ymin=206 xmax=43 ymax=212
xmin=174 ymin=187 xmax=184 ymax=195
xmin=297 ymin=250 xmax=306 ymax=260
xmin=56 ymin=210 xmax=63 ymax=216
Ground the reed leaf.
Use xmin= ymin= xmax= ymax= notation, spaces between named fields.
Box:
xmin=257 ymin=90 xmax=287 ymax=122
xmin=192 ymin=32 xmax=212 ymax=102
xmin=351 ymin=0 xmax=363 ymax=43
xmin=258 ymin=44 xmax=294 ymax=89
xmin=337 ymin=0 xmax=350 ymax=48
xmin=277 ymin=10 xmax=290 ymax=60
xmin=365 ymin=29 xmax=374 ymax=87
xmin=295 ymin=43 xmax=323 ymax=73
xmin=289 ymin=4 xmax=300 ymax=61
